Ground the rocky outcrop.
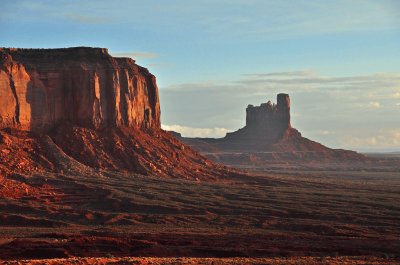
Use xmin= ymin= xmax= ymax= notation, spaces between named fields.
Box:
xmin=246 ymin=93 xmax=290 ymax=130
xmin=0 ymin=47 xmax=160 ymax=132
xmin=177 ymin=94 xmax=366 ymax=165
xmin=181 ymin=94 xmax=302 ymax=152
xmin=0 ymin=47 xmax=237 ymax=180
xmin=225 ymin=93 xmax=297 ymax=144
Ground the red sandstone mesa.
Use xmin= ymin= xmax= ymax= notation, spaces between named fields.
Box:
xmin=0 ymin=47 xmax=232 ymax=180
xmin=0 ymin=47 xmax=160 ymax=132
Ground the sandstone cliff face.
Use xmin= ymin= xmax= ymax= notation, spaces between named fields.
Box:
xmin=0 ymin=47 xmax=160 ymax=132
xmin=0 ymin=47 xmax=236 ymax=180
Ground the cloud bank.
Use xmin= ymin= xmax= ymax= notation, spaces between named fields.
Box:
xmin=111 ymin=52 xmax=159 ymax=59
xmin=162 ymin=124 xmax=230 ymax=138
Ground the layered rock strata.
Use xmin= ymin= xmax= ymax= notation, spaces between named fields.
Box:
xmin=0 ymin=47 xmax=160 ymax=132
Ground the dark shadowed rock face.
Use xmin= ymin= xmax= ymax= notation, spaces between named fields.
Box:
xmin=226 ymin=93 xmax=293 ymax=143
xmin=213 ymin=93 xmax=302 ymax=151
xmin=0 ymin=47 xmax=160 ymax=132
xmin=246 ymin=93 xmax=290 ymax=129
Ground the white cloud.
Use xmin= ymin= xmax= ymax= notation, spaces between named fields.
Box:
xmin=242 ymin=70 xmax=318 ymax=79
xmin=316 ymin=130 xmax=335 ymax=136
xmin=3 ymin=1 xmax=398 ymax=42
xmin=236 ymin=72 xmax=400 ymax=89
xmin=369 ymin=101 xmax=381 ymax=108
xmin=162 ymin=124 xmax=230 ymax=138
xmin=111 ymin=52 xmax=159 ymax=59
xmin=194 ymin=1 xmax=399 ymax=40
xmin=343 ymin=129 xmax=400 ymax=148
xmin=392 ymin=92 xmax=400 ymax=98
xmin=64 ymin=13 xmax=109 ymax=24
xmin=164 ymin=71 xmax=400 ymax=102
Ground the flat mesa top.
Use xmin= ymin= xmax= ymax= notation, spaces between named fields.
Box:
xmin=0 ymin=47 xmax=136 ymax=63
xmin=0 ymin=46 xmax=109 ymax=54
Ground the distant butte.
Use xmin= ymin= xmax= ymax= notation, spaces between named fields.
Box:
xmin=223 ymin=93 xmax=300 ymax=149
xmin=176 ymin=94 xmax=366 ymax=166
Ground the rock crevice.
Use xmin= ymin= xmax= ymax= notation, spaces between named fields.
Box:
xmin=8 ymin=69 xmax=20 ymax=125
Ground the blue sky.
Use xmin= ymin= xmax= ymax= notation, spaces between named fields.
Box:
xmin=1 ymin=0 xmax=400 ymax=151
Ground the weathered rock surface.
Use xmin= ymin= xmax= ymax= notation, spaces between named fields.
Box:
xmin=0 ymin=47 xmax=160 ymax=132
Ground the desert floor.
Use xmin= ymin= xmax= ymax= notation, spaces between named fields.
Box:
xmin=1 ymin=159 xmax=399 ymax=263
xmin=1 ymin=256 xmax=399 ymax=265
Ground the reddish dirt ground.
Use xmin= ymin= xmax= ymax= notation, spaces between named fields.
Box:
xmin=0 ymin=166 xmax=399 ymax=260
xmin=1 ymin=256 xmax=399 ymax=265
xmin=0 ymin=128 xmax=399 ymax=263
